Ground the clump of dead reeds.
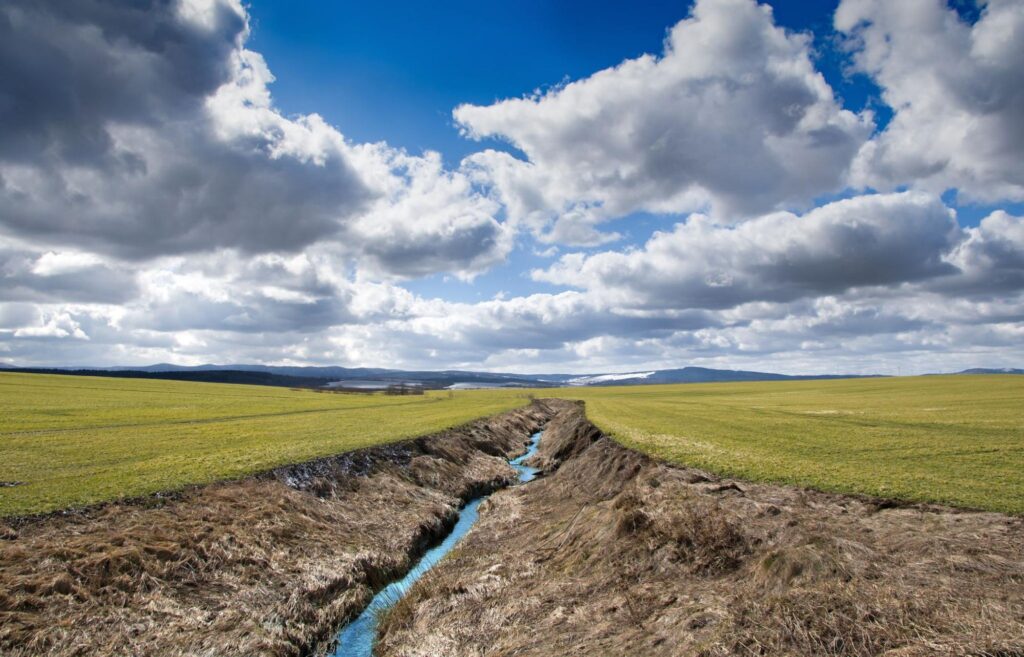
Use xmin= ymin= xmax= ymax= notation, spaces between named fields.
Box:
xmin=649 ymin=497 xmax=750 ymax=575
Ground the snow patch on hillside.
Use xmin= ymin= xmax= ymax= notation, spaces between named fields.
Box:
xmin=567 ymin=371 xmax=656 ymax=386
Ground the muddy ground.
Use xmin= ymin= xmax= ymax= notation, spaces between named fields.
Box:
xmin=378 ymin=402 xmax=1024 ymax=657
xmin=0 ymin=400 xmax=562 ymax=657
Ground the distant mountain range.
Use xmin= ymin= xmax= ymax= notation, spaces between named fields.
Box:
xmin=3 ymin=362 xmax=1018 ymax=390
xmin=0 ymin=363 xmax=545 ymax=390
xmin=0 ymin=362 xmax=892 ymax=389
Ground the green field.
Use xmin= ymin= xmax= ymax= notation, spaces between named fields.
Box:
xmin=2 ymin=372 xmax=1022 ymax=518
xmin=0 ymin=372 xmax=528 ymax=517
xmin=550 ymin=375 xmax=1024 ymax=514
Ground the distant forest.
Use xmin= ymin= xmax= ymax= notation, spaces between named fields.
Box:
xmin=2 ymin=368 xmax=334 ymax=389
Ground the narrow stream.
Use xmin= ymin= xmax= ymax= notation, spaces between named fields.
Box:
xmin=329 ymin=430 xmax=544 ymax=657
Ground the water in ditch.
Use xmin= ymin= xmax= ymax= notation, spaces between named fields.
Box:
xmin=330 ymin=430 xmax=544 ymax=657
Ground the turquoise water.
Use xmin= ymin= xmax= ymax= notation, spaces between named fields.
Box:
xmin=330 ymin=430 xmax=543 ymax=657
xmin=510 ymin=432 xmax=541 ymax=483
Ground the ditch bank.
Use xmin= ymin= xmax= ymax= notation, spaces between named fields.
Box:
xmin=0 ymin=399 xmax=571 ymax=657
xmin=377 ymin=401 xmax=1024 ymax=657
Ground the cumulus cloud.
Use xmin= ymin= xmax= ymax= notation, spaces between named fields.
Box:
xmin=0 ymin=0 xmax=372 ymax=257
xmin=123 ymin=250 xmax=362 ymax=334
xmin=533 ymin=192 xmax=960 ymax=309
xmin=942 ymin=211 xmax=1024 ymax=294
xmin=12 ymin=311 xmax=90 ymax=341
xmin=456 ymin=0 xmax=872 ymax=244
xmin=837 ymin=0 xmax=1024 ymax=201
xmin=0 ymin=246 xmax=138 ymax=303
xmin=1 ymin=0 xmax=1022 ymax=375
xmin=0 ymin=0 xmax=506 ymax=278
xmin=343 ymin=148 xmax=513 ymax=279
xmin=399 ymin=291 xmax=715 ymax=355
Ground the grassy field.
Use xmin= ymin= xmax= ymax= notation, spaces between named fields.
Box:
xmin=0 ymin=372 xmax=528 ymax=517
xmin=3 ymin=372 xmax=1022 ymax=517
xmin=549 ymin=375 xmax=1024 ymax=514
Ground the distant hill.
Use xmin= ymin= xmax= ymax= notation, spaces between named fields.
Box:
xmin=103 ymin=364 xmax=552 ymax=388
xmin=0 ymin=364 xmax=554 ymax=390
xmin=954 ymin=368 xmax=1024 ymax=375
xmin=0 ymin=363 xmax=880 ymax=389
xmin=0 ymin=367 xmax=336 ymax=389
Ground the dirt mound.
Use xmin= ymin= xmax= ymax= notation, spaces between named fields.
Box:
xmin=377 ymin=403 xmax=1024 ymax=657
xmin=525 ymin=399 xmax=602 ymax=471
xmin=0 ymin=400 xmax=568 ymax=657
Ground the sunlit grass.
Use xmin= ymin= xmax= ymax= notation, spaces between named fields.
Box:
xmin=547 ymin=375 xmax=1024 ymax=514
xmin=0 ymin=372 xmax=528 ymax=516
xmin=3 ymin=372 xmax=1021 ymax=516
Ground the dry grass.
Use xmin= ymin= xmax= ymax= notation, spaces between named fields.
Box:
xmin=0 ymin=403 xmax=554 ymax=657
xmin=377 ymin=403 xmax=1024 ymax=657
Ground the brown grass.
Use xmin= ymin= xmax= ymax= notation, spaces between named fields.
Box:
xmin=0 ymin=402 xmax=557 ymax=657
xmin=376 ymin=403 xmax=1024 ymax=657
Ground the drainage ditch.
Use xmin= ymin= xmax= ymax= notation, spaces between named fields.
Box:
xmin=329 ymin=430 xmax=544 ymax=657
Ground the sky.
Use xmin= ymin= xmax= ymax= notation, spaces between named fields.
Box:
xmin=0 ymin=0 xmax=1022 ymax=375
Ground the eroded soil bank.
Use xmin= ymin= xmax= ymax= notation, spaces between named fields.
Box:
xmin=378 ymin=401 xmax=1024 ymax=657
xmin=0 ymin=399 xmax=568 ymax=657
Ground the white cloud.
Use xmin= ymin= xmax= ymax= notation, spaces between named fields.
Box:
xmin=837 ymin=0 xmax=1024 ymax=201
xmin=12 ymin=312 xmax=89 ymax=340
xmin=30 ymin=252 xmax=106 ymax=277
xmin=533 ymin=192 xmax=960 ymax=310
xmin=942 ymin=210 xmax=1024 ymax=294
xmin=1 ymin=0 xmax=1022 ymax=375
xmin=1 ymin=245 xmax=138 ymax=304
xmin=344 ymin=148 xmax=513 ymax=279
xmin=0 ymin=0 xmax=507 ymax=280
xmin=456 ymin=0 xmax=872 ymax=244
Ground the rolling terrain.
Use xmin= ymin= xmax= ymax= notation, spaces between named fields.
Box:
xmin=0 ymin=362 xmax=880 ymax=389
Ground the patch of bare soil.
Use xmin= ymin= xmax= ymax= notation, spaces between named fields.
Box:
xmin=378 ymin=401 xmax=1024 ymax=657
xmin=0 ymin=400 xmax=565 ymax=657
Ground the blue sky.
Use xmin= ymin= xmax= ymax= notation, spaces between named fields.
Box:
xmin=0 ymin=0 xmax=1022 ymax=374
xmin=247 ymin=0 xmax=880 ymax=159
xmin=247 ymin=1 xmax=711 ymax=160
xmin=247 ymin=0 xmax=877 ymax=303
xmin=245 ymin=0 xmax=1016 ymax=304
